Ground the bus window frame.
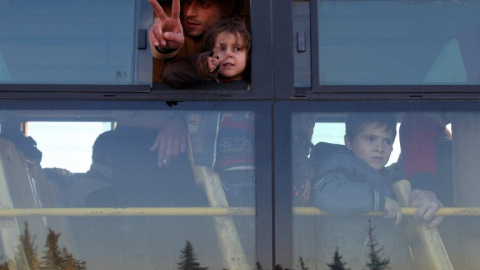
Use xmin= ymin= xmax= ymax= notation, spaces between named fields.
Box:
xmin=0 ymin=0 xmax=272 ymax=101
xmin=275 ymin=1 xmax=480 ymax=100
xmin=273 ymin=100 xmax=480 ymax=269
xmin=0 ymin=99 xmax=274 ymax=269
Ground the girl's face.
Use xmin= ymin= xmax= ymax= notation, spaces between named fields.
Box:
xmin=215 ymin=32 xmax=248 ymax=80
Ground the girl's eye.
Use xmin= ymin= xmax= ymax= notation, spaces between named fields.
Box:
xmin=219 ymin=47 xmax=226 ymax=51
xmin=234 ymin=47 xmax=243 ymax=52
xmin=384 ymin=139 xmax=393 ymax=146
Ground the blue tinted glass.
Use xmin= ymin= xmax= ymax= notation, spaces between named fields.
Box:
xmin=318 ymin=0 xmax=480 ymax=85
xmin=0 ymin=108 xmax=255 ymax=269
xmin=0 ymin=0 xmax=138 ymax=85
xmin=290 ymin=104 xmax=480 ymax=270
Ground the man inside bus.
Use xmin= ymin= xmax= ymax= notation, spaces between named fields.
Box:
xmin=133 ymin=0 xmax=247 ymax=168
xmin=148 ymin=0 xmax=246 ymax=82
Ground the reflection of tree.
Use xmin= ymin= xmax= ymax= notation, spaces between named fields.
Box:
xmin=365 ymin=220 xmax=390 ymax=270
xmin=40 ymin=228 xmax=86 ymax=270
xmin=16 ymin=221 xmax=40 ymax=270
xmin=0 ymin=222 xmax=87 ymax=270
xmin=177 ymin=241 xmax=208 ymax=270
xmin=298 ymin=257 xmax=308 ymax=270
xmin=0 ymin=262 xmax=8 ymax=270
xmin=327 ymin=248 xmax=349 ymax=270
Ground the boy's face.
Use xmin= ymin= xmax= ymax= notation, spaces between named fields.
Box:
xmin=345 ymin=122 xmax=394 ymax=170
xmin=216 ymin=32 xmax=247 ymax=80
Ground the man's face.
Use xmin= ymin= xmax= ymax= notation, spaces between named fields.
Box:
xmin=216 ymin=32 xmax=248 ymax=80
xmin=182 ymin=0 xmax=222 ymax=38
xmin=345 ymin=122 xmax=394 ymax=171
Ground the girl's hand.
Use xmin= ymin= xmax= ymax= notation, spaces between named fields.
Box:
xmin=208 ymin=44 xmax=231 ymax=73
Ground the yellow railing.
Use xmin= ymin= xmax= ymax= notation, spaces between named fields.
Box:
xmin=0 ymin=207 xmax=478 ymax=217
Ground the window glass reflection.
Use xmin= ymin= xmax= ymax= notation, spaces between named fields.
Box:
xmin=0 ymin=0 xmax=136 ymax=85
xmin=0 ymin=109 xmax=255 ymax=270
xmin=317 ymin=0 xmax=480 ymax=85
xmin=292 ymin=109 xmax=480 ymax=270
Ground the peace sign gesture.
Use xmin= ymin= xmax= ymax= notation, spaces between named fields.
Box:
xmin=208 ymin=44 xmax=232 ymax=74
xmin=149 ymin=0 xmax=185 ymax=50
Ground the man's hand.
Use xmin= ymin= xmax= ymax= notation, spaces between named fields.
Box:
xmin=150 ymin=117 xmax=187 ymax=167
xmin=384 ymin=197 xmax=402 ymax=225
xmin=410 ymin=189 xmax=443 ymax=228
xmin=149 ymin=0 xmax=184 ymax=50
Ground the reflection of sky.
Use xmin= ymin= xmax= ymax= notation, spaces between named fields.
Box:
xmin=27 ymin=122 xmax=111 ymax=173
xmin=25 ymin=121 xmax=254 ymax=270
xmin=312 ymin=123 xmax=402 ymax=165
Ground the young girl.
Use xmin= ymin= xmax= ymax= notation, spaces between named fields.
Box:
xmin=162 ymin=19 xmax=251 ymax=88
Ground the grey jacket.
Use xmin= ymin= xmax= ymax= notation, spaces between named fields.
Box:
xmin=314 ymin=147 xmax=395 ymax=215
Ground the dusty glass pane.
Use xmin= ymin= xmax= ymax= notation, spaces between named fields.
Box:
xmin=317 ymin=0 xmax=480 ymax=85
xmin=292 ymin=108 xmax=480 ymax=270
xmin=0 ymin=109 xmax=255 ymax=270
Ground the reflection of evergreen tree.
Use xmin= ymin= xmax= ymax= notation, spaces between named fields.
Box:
xmin=41 ymin=228 xmax=62 ymax=269
xmin=40 ymin=228 xmax=86 ymax=270
xmin=365 ymin=220 xmax=390 ymax=270
xmin=16 ymin=221 xmax=40 ymax=270
xmin=0 ymin=262 xmax=8 ymax=270
xmin=327 ymin=248 xmax=350 ymax=270
xmin=298 ymin=257 xmax=309 ymax=270
xmin=177 ymin=241 xmax=207 ymax=270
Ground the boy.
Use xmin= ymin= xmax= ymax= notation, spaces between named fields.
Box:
xmin=314 ymin=113 xmax=401 ymax=222
xmin=312 ymin=113 xmax=410 ymax=269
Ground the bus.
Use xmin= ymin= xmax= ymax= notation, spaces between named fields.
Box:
xmin=0 ymin=0 xmax=479 ymax=269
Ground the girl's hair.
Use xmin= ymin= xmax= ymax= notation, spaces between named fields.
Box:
xmin=202 ymin=19 xmax=251 ymax=52
xmin=202 ymin=19 xmax=252 ymax=80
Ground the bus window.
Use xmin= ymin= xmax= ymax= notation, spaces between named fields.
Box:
xmin=0 ymin=107 xmax=258 ymax=270
xmin=150 ymin=0 xmax=252 ymax=88
xmin=288 ymin=104 xmax=480 ymax=270
xmin=293 ymin=0 xmax=480 ymax=90
xmin=27 ymin=122 xmax=112 ymax=173
xmin=0 ymin=0 xmax=149 ymax=87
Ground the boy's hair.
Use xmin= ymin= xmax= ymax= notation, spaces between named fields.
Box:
xmin=345 ymin=113 xmax=397 ymax=142
xmin=202 ymin=19 xmax=252 ymax=80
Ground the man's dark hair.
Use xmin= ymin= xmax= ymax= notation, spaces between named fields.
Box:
xmin=92 ymin=130 xmax=115 ymax=165
xmin=177 ymin=0 xmax=245 ymax=18
xmin=345 ymin=113 xmax=398 ymax=143
xmin=213 ymin=0 xmax=244 ymax=18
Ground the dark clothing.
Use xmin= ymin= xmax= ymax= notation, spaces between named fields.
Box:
xmin=312 ymin=145 xmax=413 ymax=270
xmin=162 ymin=51 xmax=217 ymax=88
xmin=399 ymin=113 xmax=453 ymax=206
xmin=110 ymin=125 xmax=207 ymax=207
xmin=314 ymin=147 xmax=393 ymax=214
